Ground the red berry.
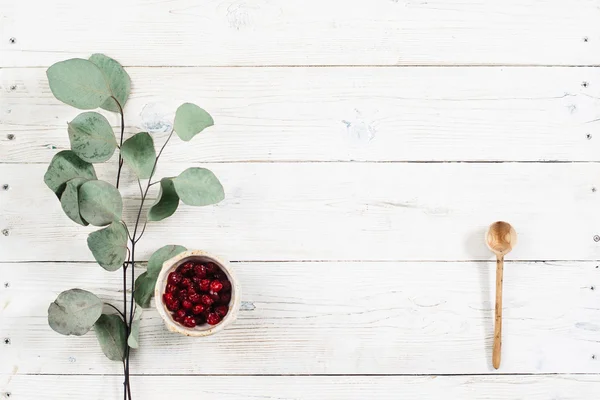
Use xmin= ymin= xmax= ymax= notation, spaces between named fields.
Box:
xmin=193 ymin=265 xmax=207 ymax=278
xmin=165 ymin=283 xmax=177 ymax=293
xmin=189 ymin=293 xmax=201 ymax=304
xmin=183 ymin=316 xmax=197 ymax=328
xmin=205 ymin=263 xmax=217 ymax=274
xmin=201 ymin=294 xmax=214 ymax=306
xmin=163 ymin=292 xmax=174 ymax=303
xmin=181 ymin=277 xmax=192 ymax=288
xmin=182 ymin=300 xmax=193 ymax=310
xmin=166 ymin=299 xmax=180 ymax=311
xmin=192 ymin=304 xmax=205 ymax=315
xmin=209 ymin=291 xmax=220 ymax=302
xmin=219 ymin=292 xmax=231 ymax=304
xmin=199 ymin=279 xmax=211 ymax=292
xmin=213 ymin=272 xmax=226 ymax=281
xmin=175 ymin=309 xmax=186 ymax=319
xmin=221 ymin=280 xmax=231 ymax=291
xmin=179 ymin=262 xmax=194 ymax=276
xmin=210 ymin=280 xmax=223 ymax=292
xmin=168 ymin=272 xmax=183 ymax=285
xmin=178 ymin=289 xmax=188 ymax=301
xmin=215 ymin=305 xmax=228 ymax=318
xmin=206 ymin=313 xmax=221 ymax=325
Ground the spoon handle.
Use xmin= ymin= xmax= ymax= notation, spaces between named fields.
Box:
xmin=493 ymin=254 xmax=504 ymax=369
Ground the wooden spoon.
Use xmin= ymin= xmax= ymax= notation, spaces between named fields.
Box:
xmin=485 ymin=221 xmax=517 ymax=370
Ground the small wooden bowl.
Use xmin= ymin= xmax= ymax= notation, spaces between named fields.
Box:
xmin=154 ymin=250 xmax=241 ymax=337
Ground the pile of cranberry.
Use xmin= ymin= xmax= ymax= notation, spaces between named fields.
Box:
xmin=163 ymin=260 xmax=231 ymax=328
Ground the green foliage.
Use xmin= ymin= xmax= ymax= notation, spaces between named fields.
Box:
xmin=46 ymin=59 xmax=112 ymax=110
xmin=174 ymin=167 xmax=225 ymax=206
xmin=147 ymin=178 xmax=179 ymax=221
xmin=48 ymin=289 xmax=103 ymax=336
xmin=87 ymin=222 xmax=128 ymax=271
xmin=68 ymin=112 xmax=117 ymax=163
xmin=44 ymin=54 xmax=226 ymax=382
xmin=44 ymin=150 xmax=97 ymax=198
xmin=121 ymin=132 xmax=156 ymax=179
xmin=127 ymin=306 xmax=142 ymax=349
xmin=89 ymin=54 xmax=131 ymax=112
xmin=60 ymin=178 xmax=90 ymax=226
xmin=94 ymin=314 xmax=127 ymax=361
xmin=79 ymin=180 xmax=123 ymax=226
xmin=174 ymin=103 xmax=214 ymax=141
xmin=134 ymin=245 xmax=187 ymax=308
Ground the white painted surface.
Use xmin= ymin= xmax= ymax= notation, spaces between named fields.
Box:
xmin=1 ymin=0 xmax=599 ymax=399
xmin=1 ymin=0 xmax=599 ymax=66
xmin=2 ymin=67 xmax=599 ymax=163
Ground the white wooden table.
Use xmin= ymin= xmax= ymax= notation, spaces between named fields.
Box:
xmin=1 ymin=0 xmax=600 ymax=398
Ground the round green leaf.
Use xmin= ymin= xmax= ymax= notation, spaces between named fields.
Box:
xmin=68 ymin=112 xmax=117 ymax=163
xmin=134 ymin=244 xmax=186 ymax=308
xmin=173 ymin=167 xmax=225 ymax=206
xmin=121 ymin=132 xmax=156 ymax=179
xmin=79 ymin=180 xmax=123 ymax=226
xmin=94 ymin=314 xmax=127 ymax=361
xmin=148 ymin=245 xmax=187 ymax=276
xmin=60 ymin=178 xmax=90 ymax=226
xmin=48 ymin=289 xmax=103 ymax=336
xmin=87 ymin=222 xmax=128 ymax=271
xmin=44 ymin=150 xmax=97 ymax=198
xmin=46 ymin=58 xmax=111 ymax=110
xmin=173 ymin=103 xmax=214 ymax=142
xmin=127 ymin=306 xmax=142 ymax=349
xmin=147 ymin=178 xmax=179 ymax=221
xmin=133 ymin=272 xmax=154 ymax=309
xmin=89 ymin=54 xmax=131 ymax=113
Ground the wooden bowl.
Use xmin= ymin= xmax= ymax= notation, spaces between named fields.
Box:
xmin=154 ymin=250 xmax=241 ymax=337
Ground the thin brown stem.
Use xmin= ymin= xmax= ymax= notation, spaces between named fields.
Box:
xmin=105 ymin=303 xmax=125 ymax=320
xmin=114 ymin=97 xmax=125 ymax=189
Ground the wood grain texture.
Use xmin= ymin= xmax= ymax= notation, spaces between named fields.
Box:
xmin=1 ymin=0 xmax=599 ymax=67
xmin=2 ymin=375 xmax=600 ymax=400
xmin=1 ymin=163 xmax=599 ymax=262
xmin=1 ymin=67 xmax=599 ymax=163
xmin=1 ymin=261 xmax=599 ymax=375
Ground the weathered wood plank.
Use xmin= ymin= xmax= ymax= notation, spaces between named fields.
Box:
xmin=0 ymin=163 xmax=598 ymax=262
xmin=2 ymin=375 xmax=600 ymax=400
xmin=1 ymin=0 xmax=598 ymax=67
xmin=0 ymin=261 xmax=598 ymax=374
xmin=1 ymin=67 xmax=599 ymax=163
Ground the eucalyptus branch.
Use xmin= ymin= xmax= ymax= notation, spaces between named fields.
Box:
xmin=44 ymin=54 xmax=222 ymax=400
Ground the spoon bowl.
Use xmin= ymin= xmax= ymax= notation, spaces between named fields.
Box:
xmin=486 ymin=221 xmax=517 ymax=256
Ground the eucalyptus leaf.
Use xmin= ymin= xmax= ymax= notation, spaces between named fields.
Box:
xmin=89 ymin=54 xmax=131 ymax=113
xmin=147 ymin=178 xmax=179 ymax=221
xmin=48 ymin=289 xmax=103 ymax=336
xmin=147 ymin=245 xmax=187 ymax=276
xmin=44 ymin=150 xmax=97 ymax=198
xmin=134 ymin=244 xmax=187 ymax=308
xmin=121 ymin=132 xmax=156 ymax=179
xmin=79 ymin=180 xmax=123 ymax=226
xmin=173 ymin=167 xmax=225 ymax=206
xmin=87 ymin=222 xmax=128 ymax=271
xmin=68 ymin=112 xmax=117 ymax=163
xmin=133 ymin=272 xmax=154 ymax=309
xmin=94 ymin=314 xmax=127 ymax=361
xmin=60 ymin=178 xmax=90 ymax=226
xmin=127 ymin=306 xmax=142 ymax=349
xmin=173 ymin=103 xmax=214 ymax=141
xmin=46 ymin=58 xmax=111 ymax=110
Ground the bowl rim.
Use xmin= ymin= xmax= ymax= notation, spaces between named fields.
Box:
xmin=154 ymin=250 xmax=241 ymax=337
